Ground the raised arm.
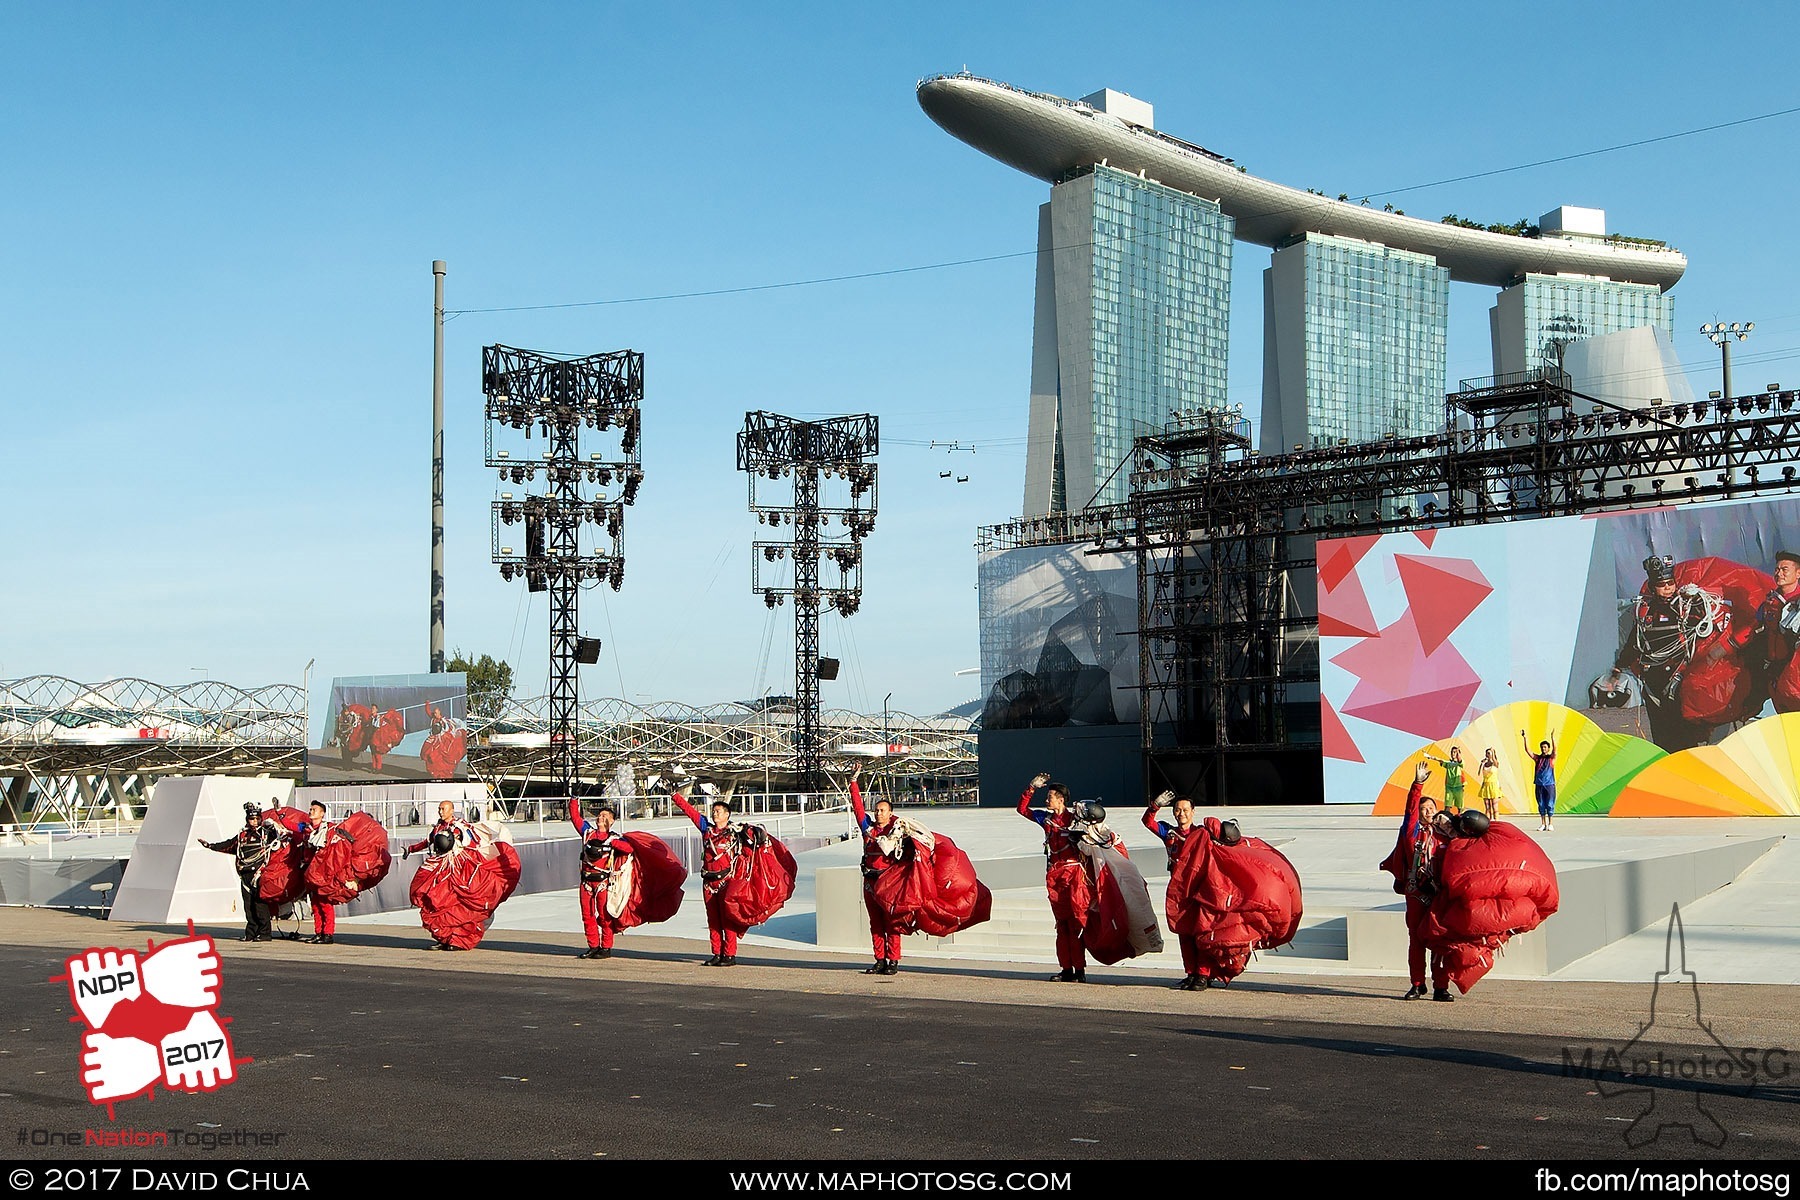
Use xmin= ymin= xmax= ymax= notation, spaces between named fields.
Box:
xmin=1017 ymin=772 xmax=1051 ymax=825
xmin=567 ymin=796 xmax=588 ymax=836
xmin=848 ymin=777 xmax=869 ymax=830
xmin=670 ymin=791 xmax=706 ymax=831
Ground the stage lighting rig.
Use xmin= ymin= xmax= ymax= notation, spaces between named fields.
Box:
xmin=737 ymin=410 xmax=878 ymax=791
xmin=484 ymin=343 xmax=644 ymax=798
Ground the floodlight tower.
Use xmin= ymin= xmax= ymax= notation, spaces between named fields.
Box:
xmin=485 ymin=345 xmax=644 ymax=798
xmin=1700 ymin=322 xmax=1754 ymax=402
xmin=737 ymin=412 xmax=878 ymax=792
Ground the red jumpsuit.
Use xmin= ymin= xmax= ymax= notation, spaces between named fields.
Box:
xmin=1142 ymin=805 xmax=1210 ymax=981
xmin=672 ymin=792 xmax=742 ymax=959
xmin=1380 ymin=777 xmax=1446 ymax=991
xmin=568 ymin=798 xmax=633 ymax=951
xmin=298 ymin=820 xmax=336 ymax=937
xmin=1019 ymin=788 xmax=1095 ymax=972
xmin=849 ymin=780 xmax=906 ymax=964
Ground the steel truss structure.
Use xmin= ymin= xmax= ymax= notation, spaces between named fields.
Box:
xmin=737 ymin=412 xmax=879 ymax=792
xmin=466 ymin=697 xmax=973 ymax=796
xmin=981 ymin=378 xmax=1800 ymax=802
xmin=0 ymin=677 xmax=305 ymax=828
xmin=485 ymin=344 xmax=644 ymax=799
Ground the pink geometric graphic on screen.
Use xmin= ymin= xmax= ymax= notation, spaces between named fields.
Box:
xmin=1332 ymin=609 xmax=1484 ymax=740
xmin=1320 ymin=695 xmax=1364 ymax=762
xmin=1318 ymin=567 xmax=1380 ymax=638
xmin=1414 ymin=529 xmax=1437 ymax=549
xmin=1340 ymin=682 xmax=1483 ymax=740
xmin=1394 ymin=554 xmax=1493 ymax=654
xmin=1318 ymin=534 xmax=1380 ymax=592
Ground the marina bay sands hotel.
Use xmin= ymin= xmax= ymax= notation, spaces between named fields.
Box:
xmin=918 ymin=74 xmax=1687 ymax=513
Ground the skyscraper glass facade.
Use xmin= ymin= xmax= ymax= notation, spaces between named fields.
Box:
xmin=1494 ymin=274 xmax=1674 ymax=375
xmin=1025 ymin=166 xmax=1233 ymax=512
xmin=1264 ymin=233 xmax=1449 ymax=450
xmin=1085 ymin=168 xmax=1233 ymax=505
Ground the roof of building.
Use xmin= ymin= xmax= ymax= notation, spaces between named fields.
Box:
xmin=917 ymin=74 xmax=1685 ymax=291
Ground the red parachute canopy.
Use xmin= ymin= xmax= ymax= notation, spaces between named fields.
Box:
xmin=612 ymin=831 xmax=688 ymax=929
xmin=1080 ymin=846 xmax=1162 ymax=966
xmin=409 ymin=840 xmax=523 ymax=950
xmin=713 ymin=832 xmax=799 ymax=933
xmin=369 ymin=708 xmax=404 ymax=771
xmin=255 ymin=806 xmax=312 ymax=907
xmin=340 ymin=704 xmax=374 ymax=755
xmin=1417 ymin=821 xmax=1559 ymax=992
xmin=866 ymin=833 xmax=992 ymax=937
xmin=420 ymin=726 xmax=468 ymax=780
xmin=304 ymin=811 xmax=394 ymax=904
xmin=1166 ymin=818 xmax=1304 ymax=980
xmin=1651 ymin=557 xmax=1774 ymax=724
xmin=1773 ymin=655 xmax=1800 ymax=714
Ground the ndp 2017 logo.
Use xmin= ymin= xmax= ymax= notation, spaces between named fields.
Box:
xmin=50 ymin=923 xmax=250 ymax=1116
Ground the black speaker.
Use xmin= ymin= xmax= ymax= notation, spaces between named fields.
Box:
xmin=816 ymin=657 xmax=840 ymax=680
xmin=575 ymin=637 xmax=603 ymax=664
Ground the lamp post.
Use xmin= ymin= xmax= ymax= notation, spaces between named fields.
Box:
xmin=882 ymin=691 xmax=892 ymax=802
xmin=302 ymin=657 xmax=315 ymax=747
xmin=1701 ymin=322 xmax=1754 ymax=402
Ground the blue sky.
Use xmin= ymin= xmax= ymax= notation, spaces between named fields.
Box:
xmin=4 ymin=2 xmax=1798 ymax=725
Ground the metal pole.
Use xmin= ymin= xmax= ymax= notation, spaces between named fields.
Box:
xmin=1722 ymin=340 xmax=1733 ymax=404
xmin=882 ymin=691 xmax=891 ymax=802
xmin=431 ymin=260 xmax=447 ymax=674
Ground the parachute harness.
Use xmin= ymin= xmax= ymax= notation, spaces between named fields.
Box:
xmin=1629 ymin=584 xmax=1727 ymax=670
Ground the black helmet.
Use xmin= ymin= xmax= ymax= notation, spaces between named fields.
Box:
xmin=581 ymin=838 xmax=606 ymax=862
xmin=243 ymin=802 xmax=261 ymax=817
xmin=1217 ymin=819 xmax=1243 ymax=846
xmin=1457 ymin=810 xmax=1492 ymax=838
xmin=430 ymin=830 xmax=455 ymax=855
xmin=1078 ymin=801 xmax=1106 ymax=824
xmin=1643 ymin=554 xmax=1676 ymax=584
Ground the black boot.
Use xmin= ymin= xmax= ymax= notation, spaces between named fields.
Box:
xmin=1403 ymin=984 xmax=1426 ymax=1000
xmin=864 ymin=959 xmax=887 ymax=974
xmin=1432 ymin=987 xmax=1454 ymax=1003
xmin=880 ymin=960 xmax=898 ymax=975
xmin=1073 ymin=968 xmax=1086 ymax=983
xmin=703 ymin=954 xmax=722 ymax=966
xmin=721 ymin=955 xmax=737 ymax=966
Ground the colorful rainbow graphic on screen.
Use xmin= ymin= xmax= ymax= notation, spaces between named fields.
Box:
xmin=1612 ymin=713 xmax=1800 ymax=816
xmin=1371 ymin=702 xmax=1664 ymax=816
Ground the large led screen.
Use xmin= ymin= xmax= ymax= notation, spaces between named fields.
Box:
xmin=1320 ymin=495 xmax=1800 ymax=815
xmin=305 ymin=673 xmax=470 ymax=783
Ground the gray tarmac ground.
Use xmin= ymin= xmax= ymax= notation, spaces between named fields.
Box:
xmin=4 ymin=910 xmax=1797 ymax=1161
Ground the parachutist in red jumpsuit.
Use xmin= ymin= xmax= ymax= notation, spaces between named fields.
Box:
xmin=569 ymin=798 xmax=633 ymax=959
xmin=849 ymin=773 xmax=906 ymax=976
xmin=297 ymin=800 xmax=337 ymax=945
xmin=1019 ymin=773 xmax=1103 ymax=982
xmin=1382 ymin=762 xmax=1450 ymax=1001
xmin=1143 ymin=790 xmax=1213 ymax=990
xmin=672 ymin=785 xmax=756 ymax=966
